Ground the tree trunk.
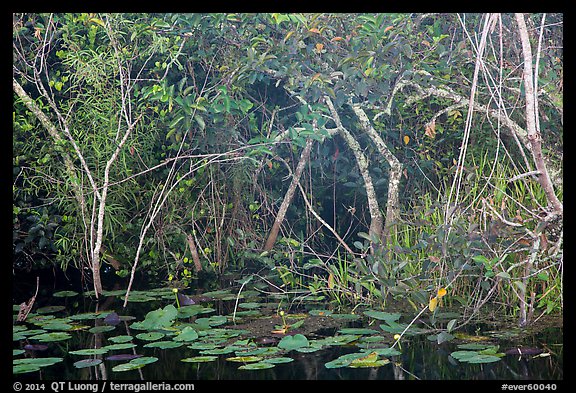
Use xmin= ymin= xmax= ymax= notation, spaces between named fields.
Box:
xmin=515 ymin=13 xmax=563 ymax=216
xmin=325 ymin=96 xmax=384 ymax=253
xmin=350 ymin=102 xmax=403 ymax=249
xmin=263 ymin=138 xmax=314 ymax=251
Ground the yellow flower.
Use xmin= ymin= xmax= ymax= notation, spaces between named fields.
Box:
xmin=437 ymin=287 xmax=447 ymax=298
xmin=394 ymin=334 xmax=401 ymax=341
xmin=172 ymin=288 xmax=178 ymax=293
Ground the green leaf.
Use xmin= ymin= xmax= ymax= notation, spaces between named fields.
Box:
xmin=277 ymin=334 xmax=309 ymax=351
xmin=363 ymin=310 xmax=402 ymax=322
xmin=131 ymin=305 xmax=177 ymax=331
xmin=173 ymin=326 xmax=199 ymax=342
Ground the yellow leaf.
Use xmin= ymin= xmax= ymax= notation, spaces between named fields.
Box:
xmin=437 ymin=287 xmax=447 ymax=298
xmin=425 ymin=119 xmax=436 ymax=139
xmin=384 ymin=25 xmax=394 ymax=33
xmin=311 ymin=73 xmax=322 ymax=82
xmin=309 ymin=27 xmax=321 ymax=34
xmin=403 ymin=135 xmax=410 ymax=145
xmin=284 ymin=30 xmax=295 ymax=42
xmin=315 ymin=43 xmax=324 ymax=53
xmin=327 ymin=273 xmax=334 ymax=289
xmin=331 ymin=36 xmax=344 ymax=42
xmin=271 ymin=328 xmax=287 ymax=335
xmin=429 ymin=296 xmax=439 ymax=312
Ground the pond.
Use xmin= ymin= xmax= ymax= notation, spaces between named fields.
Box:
xmin=12 ymin=275 xmax=562 ymax=381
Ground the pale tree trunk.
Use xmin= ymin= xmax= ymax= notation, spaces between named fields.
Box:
xmin=515 ymin=13 xmax=563 ymax=216
xmin=263 ymin=138 xmax=314 ymax=251
xmin=324 ymin=96 xmax=384 ymax=253
xmin=350 ymin=102 xmax=403 ymax=249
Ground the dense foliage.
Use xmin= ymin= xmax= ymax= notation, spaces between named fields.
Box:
xmin=13 ymin=13 xmax=562 ymax=326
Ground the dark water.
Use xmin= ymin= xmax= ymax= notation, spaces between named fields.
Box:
xmin=12 ymin=274 xmax=563 ymax=381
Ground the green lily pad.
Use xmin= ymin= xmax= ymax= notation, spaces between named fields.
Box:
xmin=89 ymin=325 xmax=116 ymax=334
xmin=317 ymin=334 xmax=359 ymax=346
xmin=108 ymin=335 xmax=133 ymax=343
xmin=53 ymin=290 xmax=79 ymax=297
xmin=28 ymin=332 xmax=72 ymax=342
xmin=238 ymin=302 xmax=261 ymax=309
xmin=131 ymin=305 xmax=177 ymax=330
xmin=43 ymin=322 xmax=75 ymax=331
xmin=144 ymin=340 xmax=183 ymax=349
xmin=325 ymin=352 xmax=368 ymax=368
xmin=70 ymin=348 xmax=109 ymax=356
xmin=238 ymin=362 xmax=276 ymax=370
xmin=136 ymin=332 xmax=165 ymax=341
xmin=363 ymin=310 xmax=402 ymax=322
xmin=13 ymin=357 xmax=63 ymax=368
xmin=200 ymin=346 xmax=241 ymax=355
xmin=112 ymin=363 xmax=144 ymax=372
xmin=103 ymin=343 xmax=137 ymax=351
xmin=13 ymin=364 xmax=41 ymax=374
xmin=130 ymin=356 xmax=158 ymax=366
xmin=450 ymin=350 xmax=503 ymax=363
xmin=173 ymin=326 xmax=199 ymax=342
xmin=13 ymin=349 xmax=25 ymax=356
xmin=226 ymin=356 xmax=263 ymax=363
xmin=264 ymin=356 xmax=294 ymax=364
xmin=186 ymin=342 xmax=218 ymax=351
xmin=36 ymin=306 xmax=66 ymax=314
xmin=181 ymin=356 xmax=218 ymax=363
xmin=73 ymin=359 xmax=103 ymax=368
xmin=277 ymin=334 xmax=309 ymax=351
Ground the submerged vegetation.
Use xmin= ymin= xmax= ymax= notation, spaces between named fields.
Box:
xmin=13 ymin=13 xmax=562 ymax=379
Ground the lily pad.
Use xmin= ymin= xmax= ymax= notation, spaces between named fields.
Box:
xmin=226 ymin=356 xmax=263 ymax=363
xmin=28 ymin=332 xmax=72 ymax=342
xmin=131 ymin=305 xmax=177 ymax=330
xmin=36 ymin=306 xmax=66 ymax=314
xmin=14 ymin=357 xmax=63 ymax=367
xmin=277 ymin=334 xmax=309 ymax=351
xmin=363 ymin=310 xmax=402 ymax=322
xmin=13 ymin=349 xmax=25 ymax=356
xmin=13 ymin=364 xmax=41 ymax=374
xmin=144 ymin=341 xmax=183 ymax=349
xmin=73 ymin=359 xmax=103 ymax=368
xmin=263 ymin=356 xmax=294 ymax=364
xmin=238 ymin=362 xmax=276 ymax=370
xmin=108 ymin=335 xmax=133 ymax=343
xmin=136 ymin=332 xmax=165 ymax=341
xmin=89 ymin=326 xmax=116 ymax=334
xmin=325 ymin=352 xmax=368 ymax=368
xmin=181 ymin=356 xmax=218 ymax=363
xmin=173 ymin=326 xmax=199 ymax=342
xmin=103 ymin=343 xmax=137 ymax=351
xmin=70 ymin=348 xmax=109 ymax=356
xmin=53 ymin=290 xmax=79 ymax=297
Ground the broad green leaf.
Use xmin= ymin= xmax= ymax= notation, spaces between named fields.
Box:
xmin=277 ymin=334 xmax=309 ymax=351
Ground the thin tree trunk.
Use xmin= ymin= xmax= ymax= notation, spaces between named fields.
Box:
xmin=350 ymin=102 xmax=403 ymax=249
xmin=263 ymin=138 xmax=314 ymax=251
xmin=515 ymin=13 xmax=563 ymax=215
xmin=186 ymin=233 xmax=203 ymax=272
xmin=324 ymin=96 xmax=384 ymax=252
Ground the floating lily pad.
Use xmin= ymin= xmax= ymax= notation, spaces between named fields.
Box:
xmin=450 ymin=351 xmax=502 ymax=363
xmin=112 ymin=363 xmax=145 ymax=372
xmin=144 ymin=340 xmax=183 ymax=349
xmin=131 ymin=305 xmax=177 ymax=331
xmin=226 ymin=356 xmax=263 ymax=363
xmin=73 ymin=359 xmax=103 ymax=368
xmin=325 ymin=352 xmax=368 ymax=368
xmin=14 ymin=357 xmax=63 ymax=367
xmin=177 ymin=305 xmax=214 ymax=318
xmin=238 ymin=362 xmax=275 ymax=370
xmin=70 ymin=348 xmax=109 ymax=356
xmin=29 ymin=332 xmax=72 ymax=342
xmin=103 ymin=343 xmax=136 ymax=351
xmin=360 ymin=347 xmax=401 ymax=356
xmin=277 ymin=334 xmax=309 ymax=351
xmin=36 ymin=306 xmax=66 ymax=314
xmin=200 ymin=346 xmax=241 ymax=355
xmin=317 ymin=334 xmax=359 ymax=346
xmin=363 ymin=310 xmax=402 ymax=322
xmin=136 ymin=332 xmax=165 ymax=341
xmin=108 ymin=335 xmax=133 ymax=343
xmin=264 ymin=356 xmax=294 ymax=364
xmin=181 ymin=356 xmax=218 ymax=363
xmin=174 ymin=326 xmax=199 ymax=342
xmin=13 ymin=349 xmax=25 ymax=356
xmin=13 ymin=364 xmax=41 ymax=374
xmin=89 ymin=326 xmax=116 ymax=334
xmin=53 ymin=290 xmax=79 ymax=297
xmin=238 ymin=302 xmax=261 ymax=309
